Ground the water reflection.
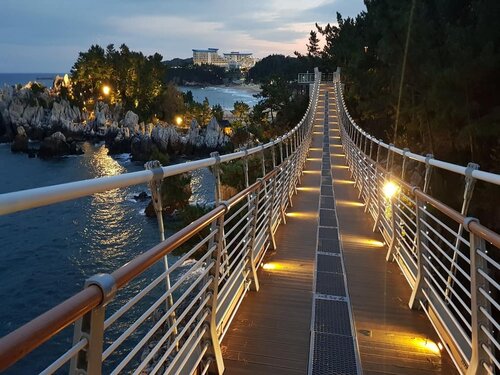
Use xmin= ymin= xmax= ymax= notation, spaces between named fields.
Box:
xmin=75 ymin=145 xmax=149 ymax=272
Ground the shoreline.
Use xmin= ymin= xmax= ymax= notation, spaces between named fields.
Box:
xmin=179 ymin=82 xmax=261 ymax=94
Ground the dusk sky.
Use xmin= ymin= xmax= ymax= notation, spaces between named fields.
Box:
xmin=0 ymin=0 xmax=366 ymax=72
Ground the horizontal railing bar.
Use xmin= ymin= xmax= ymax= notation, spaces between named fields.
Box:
xmin=364 ymin=153 xmax=500 ymax=247
xmin=422 ymin=282 xmax=472 ymax=352
xmin=132 ymin=288 xmax=211 ymax=374
xmin=0 ymin=134 xmax=283 ymax=217
xmin=0 ymin=285 xmax=101 ymax=371
xmin=104 ymin=233 xmax=217 ymax=330
xmin=103 ymin=252 xmax=214 ymax=360
xmin=336 ymin=84 xmax=500 ymax=186
xmin=110 ymin=272 xmax=212 ymax=373
xmin=112 ymin=205 xmax=224 ymax=289
xmin=39 ymin=338 xmax=87 ymax=375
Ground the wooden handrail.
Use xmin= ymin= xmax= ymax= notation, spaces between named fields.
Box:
xmin=0 ymin=286 xmax=102 ymax=371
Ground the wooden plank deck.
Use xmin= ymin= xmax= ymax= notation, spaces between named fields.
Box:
xmin=221 ymin=96 xmax=325 ymax=374
xmin=220 ymin=83 xmax=459 ymax=375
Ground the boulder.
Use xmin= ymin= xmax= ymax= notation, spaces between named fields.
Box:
xmin=9 ymin=99 xmax=25 ymax=124
xmin=134 ymin=192 xmax=150 ymax=201
xmin=94 ymin=102 xmax=110 ymax=127
xmin=123 ymin=111 xmax=139 ymax=130
xmin=11 ymin=126 xmax=28 ymax=153
xmin=131 ymin=135 xmax=153 ymax=161
xmin=186 ymin=119 xmax=201 ymax=147
xmin=204 ymin=117 xmax=228 ymax=149
xmin=107 ymin=127 xmax=132 ymax=154
xmin=69 ymin=141 xmax=85 ymax=155
xmin=39 ymin=131 xmax=71 ymax=158
xmin=151 ymin=125 xmax=181 ymax=153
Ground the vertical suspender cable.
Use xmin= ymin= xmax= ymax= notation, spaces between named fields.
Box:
xmin=393 ymin=0 xmax=416 ymax=146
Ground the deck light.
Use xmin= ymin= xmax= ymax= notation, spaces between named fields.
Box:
xmin=383 ymin=181 xmax=399 ymax=199
xmin=262 ymin=262 xmax=279 ymax=270
xmin=175 ymin=116 xmax=183 ymax=126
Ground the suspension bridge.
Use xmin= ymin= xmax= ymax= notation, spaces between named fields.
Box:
xmin=0 ymin=69 xmax=498 ymax=375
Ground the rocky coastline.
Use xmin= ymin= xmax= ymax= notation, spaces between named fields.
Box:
xmin=0 ymin=79 xmax=231 ymax=160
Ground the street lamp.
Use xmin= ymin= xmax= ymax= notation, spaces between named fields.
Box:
xmin=383 ymin=181 xmax=399 ymax=199
xmin=102 ymin=85 xmax=111 ymax=96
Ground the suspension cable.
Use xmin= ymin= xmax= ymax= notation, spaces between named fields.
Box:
xmin=393 ymin=0 xmax=416 ymax=145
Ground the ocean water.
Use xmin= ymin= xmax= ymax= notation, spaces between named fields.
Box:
xmin=0 ymin=143 xmax=217 ymax=373
xmin=0 ymin=73 xmax=64 ymax=88
xmin=179 ymin=85 xmax=259 ymax=110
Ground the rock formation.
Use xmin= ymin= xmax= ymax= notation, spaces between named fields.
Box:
xmin=0 ymin=83 xmax=232 ymax=160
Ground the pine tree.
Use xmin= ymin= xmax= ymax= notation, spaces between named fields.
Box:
xmin=307 ymin=31 xmax=321 ymax=58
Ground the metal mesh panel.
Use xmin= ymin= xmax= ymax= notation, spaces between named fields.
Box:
xmin=318 ymin=226 xmax=338 ymax=240
xmin=318 ymin=239 xmax=340 ymax=254
xmin=317 ymin=254 xmax=343 ymax=274
xmin=312 ymin=333 xmax=358 ymax=375
xmin=320 ymin=196 xmax=335 ymax=209
xmin=321 ymin=177 xmax=332 ymax=185
xmin=319 ymin=210 xmax=337 ymax=227
xmin=315 ymin=299 xmax=351 ymax=336
xmin=316 ymin=272 xmax=346 ymax=296
xmin=320 ymin=186 xmax=334 ymax=196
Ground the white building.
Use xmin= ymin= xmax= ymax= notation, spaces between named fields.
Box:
xmin=192 ymin=48 xmax=227 ymax=67
xmin=192 ymin=48 xmax=256 ymax=70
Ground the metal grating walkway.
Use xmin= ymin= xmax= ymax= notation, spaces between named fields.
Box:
xmin=308 ymin=86 xmax=361 ymax=375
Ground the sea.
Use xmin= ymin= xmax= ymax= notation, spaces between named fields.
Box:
xmin=0 ymin=73 xmax=257 ymax=373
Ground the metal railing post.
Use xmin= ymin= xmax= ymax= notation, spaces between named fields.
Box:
xmin=144 ymin=161 xmax=177 ymax=334
xmin=279 ymin=138 xmax=284 ymax=164
xmin=467 ymin=223 xmax=493 ymax=375
xmin=242 ymin=148 xmax=250 ymax=188
xmin=409 ymin=190 xmax=426 ymax=309
xmin=445 ymin=162 xmax=479 ymax=303
xmin=372 ymin=141 xmax=383 ymax=232
xmin=386 ymin=186 xmax=398 ymax=262
xmin=401 ymin=148 xmax=409 ymax=181
xmin=387 ymin=143 xmax=393 ymax=171
xmin=271 ymin=141 xmax=277 ymax=169
xmin=246 ymin=187 xmax=261 ymax=292
xmin=211 ymin=152 xmax=222 ymax=205
xmin=423 ymin=154 xmax=434 ymax=193
xmin=267 ymin=174 xmax=278 ymax=251
xmin=70 ymin=274 xmax=116 ymax=375
xmin=202 ymin=206 xmax=227 ymax=374
xmin=260 ymin=144 xmax=266 ymax=177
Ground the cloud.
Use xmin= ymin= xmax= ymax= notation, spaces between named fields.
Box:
xmin=0 ymin=0 xmax=366 ymax=71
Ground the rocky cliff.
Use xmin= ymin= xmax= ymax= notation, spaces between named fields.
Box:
xmin=0 ymin=81 xmax=230 ymax=159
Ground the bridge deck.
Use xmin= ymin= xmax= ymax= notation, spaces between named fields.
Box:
xmin=221 ymin=83 xmax=458 ymax=375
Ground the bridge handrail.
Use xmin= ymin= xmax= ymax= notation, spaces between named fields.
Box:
xmin=334 ymin=72 xmax=499 ymax=375
xmin=334 ymin=70 xmax=500 ymax=186
xmin=365 ymin=154 xmax=500 ymax=248
xmin=0 ymin=70 xmax=321 ymax=373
